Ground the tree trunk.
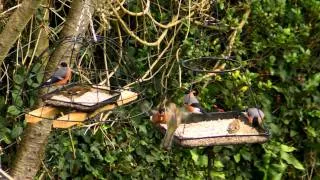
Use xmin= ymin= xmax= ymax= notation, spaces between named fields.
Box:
xmin=0 ymin=0 xmax=44 ymax=64
xmin=10 ymin=0 xmax=94 ymax=179
xmin=34 ymin=0 xmax=50 ymax=58
xmin=0 ymin=0 xmax=3 ymax=13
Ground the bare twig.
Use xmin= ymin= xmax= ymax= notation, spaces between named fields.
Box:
xmin=116 ymin=0 xmax=150 ymax=16
xmin=106 ymin=0 xmax=168 ymax=46
xmin=68 ymin=129 xmax=76 ymax=159
xmin=124 ymin=24 xmax=182 ymax=88
xmin=0 ymin=4 xmax=22 ymax=17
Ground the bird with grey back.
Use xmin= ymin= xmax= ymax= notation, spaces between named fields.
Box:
xmin=41 ymin=62 xmax=72 ymax=87
xmin=184 ymin=89 xmax=206 ymax=114
xmin=244 ymin=108 xmax=265 ymax=129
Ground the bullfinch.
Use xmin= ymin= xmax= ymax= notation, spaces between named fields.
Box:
xmin=41 ymin=62 xmax=72 ymax=87
xmin=140 ymin=101 xmax=171 ymax=124
xmin=151 ymin=107 xmax=171 ymax=124
xmin=183 ymin=89 xmax=206 ymax=114
xmin=244 ymin=108 xmax=264 ymax=128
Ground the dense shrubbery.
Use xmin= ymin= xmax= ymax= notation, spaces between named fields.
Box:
xmin=0 ymin=0 xmax=319 ymax=179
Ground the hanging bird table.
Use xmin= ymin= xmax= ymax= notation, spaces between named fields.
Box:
xmin=155 ymin=111 xmax=269 ymax=147
xmin=152 ymin=56 xmax=270 ymax=147
xmin=24 ymin=36 xmax=144 ymax=129
xmin=25 ymin=84 xmax=139 ymax=128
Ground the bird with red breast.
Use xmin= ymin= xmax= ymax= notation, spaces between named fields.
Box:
xmin=244 ymin=108 xmax=265 ymax=129
xmin=151 ymin=107 xmax=172 ymax=124
xmin=41 ymin=62 xmax=72 ymax=87
xmin=183 ymin=89 xmax=206 ymax=114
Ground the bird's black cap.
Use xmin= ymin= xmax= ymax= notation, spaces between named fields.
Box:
xmin=158 ymin=107 xmax=165 ymax=113
xmin=184 ymin=88 xmax=199 ymax=96
xmin=60 ymin=62 xmax=68 ymax=67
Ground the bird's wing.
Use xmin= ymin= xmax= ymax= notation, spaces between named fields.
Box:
xmin=248 ymin=108 xmax=264 ymax=119
xmin=52 ymin=67 xmax=67 ymax=80
xmin=190 ymin=103 xmax=207 ymax=113
xmin=184 ymin=94 xmax=199 ymax=105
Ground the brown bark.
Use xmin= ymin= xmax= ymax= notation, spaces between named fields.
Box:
xmin=34 ymin=0 xmax=50 ymax=58
xmin=0 ymin=0 xmax=44 ymax=64
xmin=0 ymin=0 xmax=3 ymax=13
xmin=10 ymin=0 xmax=94 ymax=179
xmin=44 ymin=0 xmax=94 ymax=77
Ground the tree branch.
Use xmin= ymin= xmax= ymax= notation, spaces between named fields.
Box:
xmin=0 ymin=0 xmax=44 ymax=64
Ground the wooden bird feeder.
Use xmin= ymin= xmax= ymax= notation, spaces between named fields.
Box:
xmin=25 ymin=84 xmax=138 ymax=128
xmin=154 ymin=111 xmax=269 ymax=147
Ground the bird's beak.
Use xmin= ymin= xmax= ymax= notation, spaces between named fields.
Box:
xmin=243 ymin=112 xmax=252 ymax=125
xmin=247 ymin=116 xmax=253 ymax=125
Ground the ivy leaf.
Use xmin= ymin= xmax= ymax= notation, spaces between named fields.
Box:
xmin=104 ymin=153 xmax=116 ymax=163
xmin=280 ymin=151 xmax=304 ymax=170
xmin=280 ymin=144 xmax=296 ymax=152
xmin=210 ymin=171 xmax=225 ymax=179
xmin=305 ymin=126 xmax=317 ymax=138
xmin=135 ymin=146 xmax=146 ymax=157
xmin=2 ymin=135 xmax=12 ymax=144
xmin=190 ymin=149 xmax=199 ymax=163
xmin=271 ymin=162 xmax=287 ymax=173
xmin=27 ymin=78 xmax=33 ymax=86
xmin=90 ymin=146 xmax=103 ymax=160
xmin=240 ymin=149 xmax=252 ymax=161
xmin=214 ymin=160 xmax=224 ymax=168
xmin=198 ymin=155 xmax=208 ymax=167
xmin=11 ymin=126 xmax=23 ymax=138
xmin=37 ymin=73 xmax=44 ymax=83
xmin=7 ymin=105 xmax=21 ymax=116
xmin=31 ymin=62 xmax=42 ymax=73
xmin=234 ymin=153 xmax=241 ymax=163
xmin=146 ymin=155 xmax=156 ymax=163
xmin=13 ymin=74 xmax=24 ymax=85
xmin=138 ymin=125 xmax=147 ymax=134
xmin=268 ymin=169 xmax=283 ymax=180
xmin=308 ymin=110 xmax=320 ymax=118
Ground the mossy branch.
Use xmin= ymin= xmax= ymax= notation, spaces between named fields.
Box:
xmin=0 ymin=0 xmax=44 ymax=64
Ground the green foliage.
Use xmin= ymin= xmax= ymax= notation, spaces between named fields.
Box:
xmin=0 ymin=62 xmax=44 ymax=168
xmin=44 ymin=117 xmax=206 ymax=179
xmin=39 ymin=0 xmax=320 ymax=178
xmin=0 ymin=0 xmax=319 ymax=179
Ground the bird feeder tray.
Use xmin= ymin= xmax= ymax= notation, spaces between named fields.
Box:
xmin=41 ymin=84 xmax=122 ymax=112
xmin=26 ymin=88 xmax=139 ymax=128
xmin=155 ymin=111 xmax=269 ymax=147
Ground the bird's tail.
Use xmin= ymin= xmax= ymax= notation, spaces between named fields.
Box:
xmin=40 ymin=77 xmax=60 ymax=87
xmin=161 ymin=129 xmax=175 ymax=150
xmin=161 ymin=103 xmax=182 ymax=150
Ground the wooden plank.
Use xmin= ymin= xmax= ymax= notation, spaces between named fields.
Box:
xmin=52 ymin=90 xmax=138 ymax=128
xmin=88 ymin=104 xmax=116 ymax=119
xmin=89 ymin=90 xmax=137 ymax=118
xmin=116 ymin=90 xmax=138 ymax=106
xmin=25 ymin=106 xmax=59 ymax=124
xmin=53 ymin=112 xmax=88 ymax=128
